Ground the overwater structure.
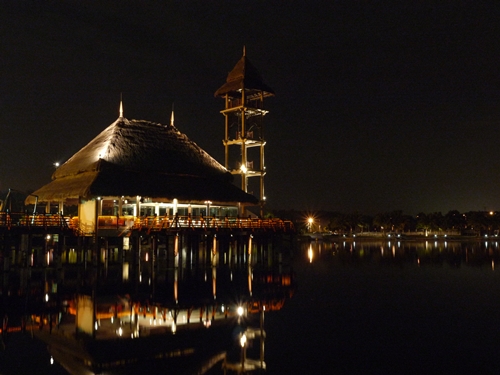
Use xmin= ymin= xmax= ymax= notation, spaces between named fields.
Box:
xmin=0 ymin=51 xmax=294 ymax=373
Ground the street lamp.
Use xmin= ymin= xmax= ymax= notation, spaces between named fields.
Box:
xmin=308 ymin=217 xmax=313 ymax=233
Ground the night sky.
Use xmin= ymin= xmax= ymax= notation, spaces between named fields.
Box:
xmin=2 ymin=1 xmax=500 ymax=215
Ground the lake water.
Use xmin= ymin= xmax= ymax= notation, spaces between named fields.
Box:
xmin=265 ymin=239 xmax=500 ymax=374
xmin=2 ymin=238 xmax=500 ymax=374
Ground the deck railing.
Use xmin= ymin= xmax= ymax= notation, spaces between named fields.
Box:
xmin=98 ymin=214 xmax=294 ymax=232
xmin=0 ymin=212 xmax=294 ymax=233
xmin=0 ymin=212 xmax=71 ymax=230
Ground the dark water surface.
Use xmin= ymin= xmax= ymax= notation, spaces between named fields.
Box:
xmin=3 ymin=239 xmax=500 ymax=374
xmin=265 ymin=240 xmax=500 ymax=374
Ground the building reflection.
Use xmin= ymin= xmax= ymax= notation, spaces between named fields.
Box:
xmin=0 ymin=232 xmax=296 ymax=374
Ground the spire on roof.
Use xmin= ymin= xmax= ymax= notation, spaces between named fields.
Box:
xmin=119 ymin=93 xmax=124 ymax=119
xmin=243 ymin=45 xmax=246 ymax=57
xmin=170 ymin=103 xmax=174 ymax=126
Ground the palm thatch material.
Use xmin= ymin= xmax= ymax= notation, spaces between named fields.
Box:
xmin=26 ymin=118 xmax=258 ymax=205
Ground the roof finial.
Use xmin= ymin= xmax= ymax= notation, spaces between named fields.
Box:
xmin=170 ymin=102 xmax=175 ymax=126
xmin=243 ymin=45 xmax=246 ymax=57
xmin=119 ymin=93 xmax=124 ymax=118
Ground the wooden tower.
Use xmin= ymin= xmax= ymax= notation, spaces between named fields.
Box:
xmin=215 ymin=48 xmax=274 ymax=216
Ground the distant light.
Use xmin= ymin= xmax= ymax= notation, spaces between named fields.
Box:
xmin=50 ymin=356 xmax=54 ymax=365
xmin=118 ymin=327 xmax=123 ymax=336
xmin=53 ymin=162 xmax=60 ymax=168
xmin=240 ymin=164 xmax=247 ymax=173
xmin=237 ymin=306 xmax=244 ymax=316
xmin=45 ymin=294 xmax=49 ymax=302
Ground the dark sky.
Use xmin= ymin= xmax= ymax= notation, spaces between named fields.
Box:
xmin=1 ymin=1 xmax=500 ymax=215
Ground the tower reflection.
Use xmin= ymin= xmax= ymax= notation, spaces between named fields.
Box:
xmin=0 ymin=231 xmax=296 ymax=374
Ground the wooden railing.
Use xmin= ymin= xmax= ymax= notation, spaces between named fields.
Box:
xmin=0 ymin=212 xmax=72 ymax=230
xmin=97 ymin=214 xmax=294 ymax=232
xmin=0 ymin=212 xmax=294 ymax=233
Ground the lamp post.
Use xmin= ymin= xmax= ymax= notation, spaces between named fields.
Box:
xmin=308 ymin=217 xmax=313 ymax=233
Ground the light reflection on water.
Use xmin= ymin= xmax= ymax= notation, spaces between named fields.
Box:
xmin=265 ymin=239 xmax=500 ymax=375
xmin=4 ymin=237 xmax=500 ymax=374
xmin=305 ymin=239 xmax=500 ymax=270
xmin=0 ymin=233 xmax=296 ymax=375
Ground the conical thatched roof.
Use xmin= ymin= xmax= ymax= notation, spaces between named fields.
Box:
xmin=27 ymin=117 xmax=258 ymax=204
xmin=214 ymin=54 xmax=275 ymax=99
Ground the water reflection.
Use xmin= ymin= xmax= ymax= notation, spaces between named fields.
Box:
xmin=306 ymin=239 xmax=500 ymax=270
xmin=0 ymin=233 xmax=296 ymax=374
xmin=259 ymin=239 xmax=500 ymax=374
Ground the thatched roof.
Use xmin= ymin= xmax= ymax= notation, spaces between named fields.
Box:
xmin=214 ymin=54 xmax=275 ymax=99
xmin=26 ymin=117 xmax=258 ymax=205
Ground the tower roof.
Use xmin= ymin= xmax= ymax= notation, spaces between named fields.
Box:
xmin=27 ymin=117 xmax=258 ymax=204
xmin=214 ymin=53 xmax=275 ymax=98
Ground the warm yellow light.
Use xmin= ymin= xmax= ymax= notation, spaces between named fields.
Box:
xmin=240 ymin=334 xmax=247 ymax=347
xmin=237 ymin=306 xmax=244 ymax=316
xmin=240 ymin=164 xmax=247 ymax=173
xmin=307 ymin=217 xmax=314 ymax=233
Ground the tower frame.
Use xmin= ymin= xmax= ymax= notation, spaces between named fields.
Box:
xmin=215 ymin=49 xmax=274 ymax=216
